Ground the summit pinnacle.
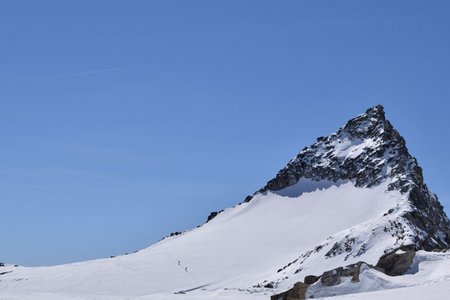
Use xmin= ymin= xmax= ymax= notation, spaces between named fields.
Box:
xmin=250 ymin=105 xmax=450 ymax=251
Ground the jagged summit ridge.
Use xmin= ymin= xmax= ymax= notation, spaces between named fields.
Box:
xmin=249 ymin=105 xmax=450 ymax=251
xmin=261 ymin=105 xmax=410 ymax=191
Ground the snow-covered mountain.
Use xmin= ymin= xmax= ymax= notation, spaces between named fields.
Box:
xmin=257 ymin=104 xmax=450 ymax=252
xmin=1 ymin=105 xmax=449 ymax=300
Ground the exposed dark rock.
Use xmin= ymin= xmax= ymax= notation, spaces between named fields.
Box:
xmin=341 ymin=262 xmax=364 ymax=283
xmin=159 ymin=230 xmax=186 ymax=242
xmin=319 ymin=262 xmax=364 ymax=286
xmin=264 ymin=282 xmax=275 ymax=288
xmin=403 ymin=188 xmax=450 ymax=251
xmin=303 ymin=275 xmax=320 ymax=284
xmin=244 ymin=105 xmax=450 ymax=252
xmin=376 ymin=247 xmax=416 ymax=276
xmin=272 ymin=262 xmax=368 ymax=299
xmin=244 ymin=195 xmax=254 ymax=203
xmin=272 ymin=262 xmax=371 ymax=299
xmin=206 ymin=210 xmax=224 ymax=223
xmin=265 ymin=106 xmax=449 ymax=299
xmin=273 ymin=249 xmax=417 ymax=299
xmin=320 ymin=267 xmax=343 ymax=286
xmin=206 ymin=211 xmax=218 ymax=222
xmin=271 ymin=281 xmax=309 ymax=300
xmin=325 ymin=237 xmax=356 ymax=258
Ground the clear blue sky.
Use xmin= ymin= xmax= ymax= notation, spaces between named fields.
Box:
xmin=1 ymin=1 xmax=449 ymax=266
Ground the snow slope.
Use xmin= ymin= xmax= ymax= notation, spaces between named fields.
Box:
xmin=306 ymin=250 xmax=450 ymax=299
xmin=0 ymin=181 xmax=405 ymax=298
xmin=1 ymin=105 xmax=449 ymax=299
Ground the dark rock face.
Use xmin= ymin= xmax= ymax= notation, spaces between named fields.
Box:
xmin=303 ymin=275 xmax=320 ymax=285
xmin=376 ymin=247 xmax=416 ymax=276
xmin=270 ymin=281 xmax=309 ymax=300
xmin=320 ymin=267 xmax=343 ymax=286
xmin=404 ymin=188 xmax=450 ymax=251
xmin=246 ymin=105 xmax=450 ymax=251
xmin=206 ymin=211 xmax=219 ymax=222
xmin=273 ymin=248 xmax=417 ymax=299
xmin=271 ymin=261 xmax=371 ymax=300
xmin=261 ymin=106 xmax=396 ymax=191
xmin=206 ymin=210 xmax=224 ymax=223
xmin=320 ymin=262 xmax=364 ymax=286
xmin=160 ymin=231 xmax=184 ymax=241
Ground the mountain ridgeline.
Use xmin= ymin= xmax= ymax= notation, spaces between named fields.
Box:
xmin=2 ymin=105 xmax=449 ymax=300
xmin=246 ymin=105 xmax=450 ymax=251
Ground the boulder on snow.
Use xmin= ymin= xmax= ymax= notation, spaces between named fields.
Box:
xmin=375 ymin=247 xmax=415 ymax=276
xmin=273 ymin=247 xmax=418 ymax=299
xmin=271 ymin=262 xmax=369 ymax=299
xmin=273 ymin=248 xmax=417 ymax=299
xmin=303 ymin=275 xmax=320 ymax=284
xmin=206 ymin=211 xmax=219 ymax=222
xmin=270 ymin=282 xmax=309 ymax=300
xmin=320 ymin=267 xmax=343 ymax=286
xmin=206 ymin=210 xmax=224 ymax=223
xmin=320 ymin=262 xmax=364 ymax=286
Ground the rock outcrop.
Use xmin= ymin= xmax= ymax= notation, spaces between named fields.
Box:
xmin=375 ymin=246 xmax=416 ymax=276
xmin=247 ymin=105 xmax=450 ymax=251
xmin=261 ymin=105 xmax=450 ymax=299
xmin=272 ymin=247 xmax=417 ymax=300
xmin=271 ymin=282 xmax=309 ymax=300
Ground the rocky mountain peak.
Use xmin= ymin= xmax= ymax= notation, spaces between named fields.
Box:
xmin=258 ymin=104 xmax=410 ymax=192
xmin=248 ymin=105 xmax=450 ymax=251
xmin=342 ymin=104 xmax=387 ymax=138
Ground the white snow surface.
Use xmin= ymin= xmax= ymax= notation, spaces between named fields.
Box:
xmin=2 ymin=106 xmax=449 ymax=299
xmin=4 ymin=251 xmax=450 ymax=299
xmin=331 ymin=137 xmax=379 ymax=160
xmin=306 ymin=251 xmax=450 ymax=299
xmin=0 ymin=179 xmax=430 ymax=299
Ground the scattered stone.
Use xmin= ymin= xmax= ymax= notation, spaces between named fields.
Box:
xmin=206 ymin=210 xmax=224 ymax=223
xmin=244 ymin=195 xmax=254 ymax=203
xmin=264 ymin=282 xmax=274 ymax=289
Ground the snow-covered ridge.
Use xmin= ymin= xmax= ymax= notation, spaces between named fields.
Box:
xmin=251 ymin=105 xmax=450 ymax=252
xmin=260 ymin=105 xmax=418 ymax=192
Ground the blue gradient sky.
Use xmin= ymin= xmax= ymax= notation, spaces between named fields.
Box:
xmin=1 ymin=1 xmax=449 ymax=266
